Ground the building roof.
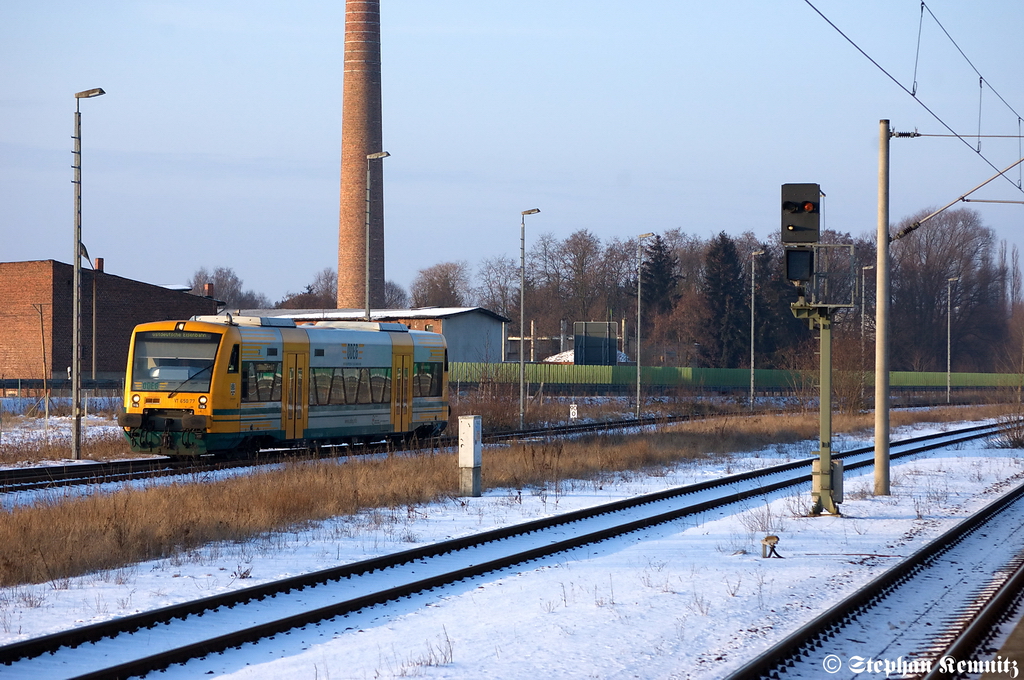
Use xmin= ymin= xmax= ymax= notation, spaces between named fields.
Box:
xmin=542 ymin=349 xmax=632 ymax=364
xmin=230 ymin=307 xmax=511 ymax=323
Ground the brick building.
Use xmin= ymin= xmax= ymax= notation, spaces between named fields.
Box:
xmin=0 ymin=260 xmax=218 ymax=381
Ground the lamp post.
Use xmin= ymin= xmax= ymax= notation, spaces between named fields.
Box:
xmin=749 ymin=250 xmax=764 ymax=409
xmin=519 ymin=208 xmax=540 ymax=430
xmin=364 ymin=151 xmax=390 ymax=321
xmin=947 ymin=276 xmax=960 ymax=404
xmin=636 ymin=232 xmax=654 ymax=420
xmin=72 ymin=87 xmax=105 ymax=461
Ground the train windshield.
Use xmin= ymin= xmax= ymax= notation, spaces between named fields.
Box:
xmin=131 ymin=330 xmax=221 ymax=393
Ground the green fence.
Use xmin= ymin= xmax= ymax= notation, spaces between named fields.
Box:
xmin=449 ymin=362 xmax=1024 ymax=391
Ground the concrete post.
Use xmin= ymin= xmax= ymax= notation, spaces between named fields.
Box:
xmin=875 ymin=119 xmax=891 ymax=496
xmin=459 ymin=415 xmax=482 ymax=497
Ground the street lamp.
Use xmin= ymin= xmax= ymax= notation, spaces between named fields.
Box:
xmin=947 ymin=276 xmax=960 ymax=404
xmin=636 ymin=233 xmax=654 ymax=420
xmin=519 ymin=208 xmax=540 ymax=430
xmin=749 ymin=250 xmax=765 ymax=409
xmin=364 ymin=151 xmax=390 ymax=321
xmin=72 ymin=87 xmax=105 ymax=461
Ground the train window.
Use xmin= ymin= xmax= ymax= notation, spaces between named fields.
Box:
xmin=309 ymin=368 xmax=333 ymax=405
xmin=306 ymin=367 xmax=394 ymax=405
xmin=227 ymin=345 xmax=239 ymax=374
xmin=130 ymin=330 xmax=220 ymax=392
xmin=413 ymin=362 xmax=443 ymax=397
xmin=314 ymin=348 xmax=325 ymax=357
xmin=369 ymin=368 xmax=391 ymax=403
xmin=242 ymin=361 xmax=282 ymax=402
xmin=356 ymin=368 xmax=372 ymax=404
xmin=328 ymin=369 xmax=346 ymax=404
xmin=341 ymin=368 xmax=360 ymax=404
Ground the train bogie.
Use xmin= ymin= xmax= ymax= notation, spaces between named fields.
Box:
xmin=118 ymin=316 xmax=448 ymax=456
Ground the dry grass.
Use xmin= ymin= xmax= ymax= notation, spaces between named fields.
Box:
xmin=449 ymin=384 xmax=742 ymax=432
xmin=0 ymin=403 xmax=1013 ymax=587
xmin=0 ymin=425 xmax=146 ymax=465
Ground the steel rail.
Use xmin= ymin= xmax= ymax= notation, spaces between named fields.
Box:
xmin=918 ymin=547 xmax=1024 ymax=680
xmin=0 ymin=455 xmax=276 ymax=494
xmin=0 ymin=423 xmax=1002 ymax=678
xmin=0 ymin=400 xmax=996 ymax=495
xmin=724 ymin=456 xmax=1024 ymax=680
xmin=0 ymin=407 xmax=762 ymax=494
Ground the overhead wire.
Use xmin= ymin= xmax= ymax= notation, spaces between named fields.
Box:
xmin=911 ymin=1 xmax=924 ymax=96
xmin=920 ymin=2 xmax=1023 ymax=122
xmin=802 ymin=0 xmax=1024 ymax=198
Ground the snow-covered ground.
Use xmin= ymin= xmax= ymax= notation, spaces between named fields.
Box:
xmin=1 ymin=417 xmax=1021 ymax=679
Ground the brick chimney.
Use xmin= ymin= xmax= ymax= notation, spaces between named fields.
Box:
xmin=337 ymin=0 xmax=385 ymax=309
xmin=204 ymin=283 xmax=215 ymax=298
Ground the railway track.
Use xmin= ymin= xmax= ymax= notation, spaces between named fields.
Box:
xmin=0 ymin=408 xmax=759 ymax=496
xmin=724 ymin=450 xmax=1024 ymax=679
xmin=0 ymin=423 xmax=1003 ymax=679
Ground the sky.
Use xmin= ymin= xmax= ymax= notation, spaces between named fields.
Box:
xmin=2 ymin=1 xmax=1023 ymax=304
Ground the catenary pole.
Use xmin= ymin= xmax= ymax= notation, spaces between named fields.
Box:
xmin=875 ymin=120 xmax=890 ymax=495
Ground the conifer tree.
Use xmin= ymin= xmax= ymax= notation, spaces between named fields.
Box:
xmin=640 ymin=235 xmax=680 ymax=318
xmin=697 ymin=232 xmax=749 ymax=368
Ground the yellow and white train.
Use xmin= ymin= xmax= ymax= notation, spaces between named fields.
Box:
xmin=118 ymin=315 xmax=449 ymax=456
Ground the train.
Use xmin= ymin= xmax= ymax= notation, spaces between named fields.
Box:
xmin=117 ymin=315 xmax=449 ymax=456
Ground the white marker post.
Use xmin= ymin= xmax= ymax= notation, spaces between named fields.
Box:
xmin=459 ymin=415 xmax=482 ymax=497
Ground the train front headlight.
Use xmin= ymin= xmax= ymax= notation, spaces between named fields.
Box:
xmin=198 ymin=395 xmax=208 ymax=408
xmin=131 ymin=394 xmax=141 ymax=407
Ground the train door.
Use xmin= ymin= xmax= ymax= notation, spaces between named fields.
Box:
xmin=391 ymin=336 xmax=413 ymax=433
xmin=283 ymin=352 xmax=307 ymax=440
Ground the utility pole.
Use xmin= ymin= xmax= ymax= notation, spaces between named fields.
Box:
xmin=749 ymin=249 xmax=764 ymax=409
xmin=875 ymin=119 xmax=891 ymax=496
xmin=636 ymin=232 xmax=654 ymax=420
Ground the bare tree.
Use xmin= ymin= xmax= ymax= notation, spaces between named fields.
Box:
xmin=383 ymin=280 xmax=410 ymax=309
xmin=410 ymin=261 xmax=472 ymax=308
xmin=475 ymin=255 xmax=519 ymax=319
xmin=277 ymin=267 xmax=337 ymax=309
xmin=560 ymin=229 xmax=604 ymax=322
xmin=890 ymin=207 xmax=1010 ymax=371
xmin=523 ymin=232 xmax=568 ymax=342
xmin=601 ymin=236 xmax=637 ymax=325
xmin=527 ymin=232 xmax=566 ymax=300
xmin=189 ymin=266 xmax=270 ymax=309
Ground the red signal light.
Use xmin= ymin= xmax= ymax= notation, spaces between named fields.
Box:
xmin=781 ymin=183 xmax=821 ymax=244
